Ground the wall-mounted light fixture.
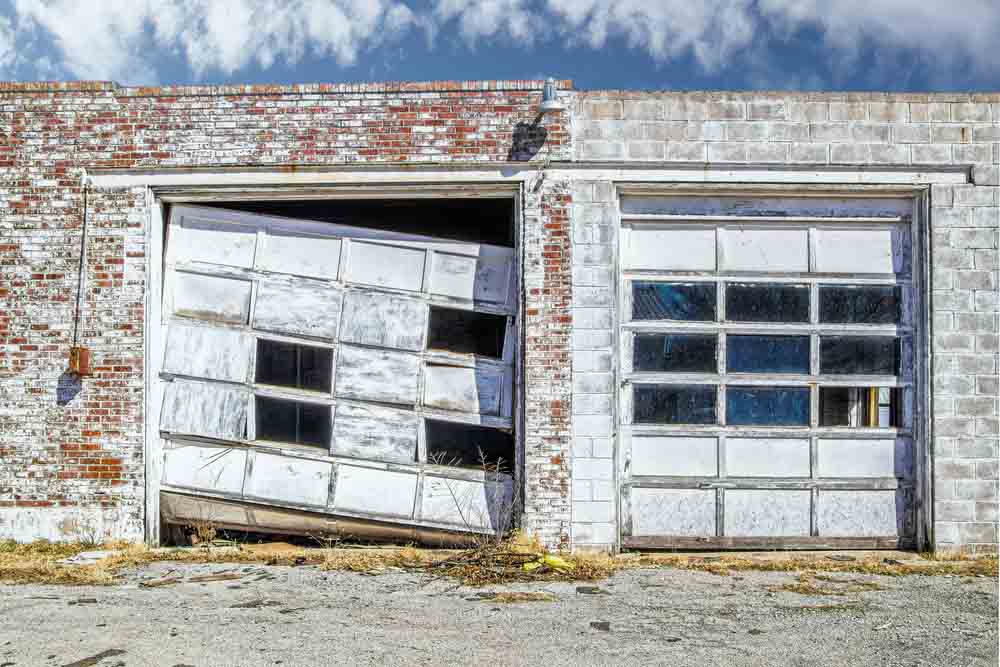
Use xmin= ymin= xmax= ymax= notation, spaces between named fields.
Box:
xmin=538 ymin=77 xmax=565 ymax=114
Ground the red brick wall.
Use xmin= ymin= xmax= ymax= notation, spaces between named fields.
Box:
xmin=0 ymin=80 xmax=572 ymax=541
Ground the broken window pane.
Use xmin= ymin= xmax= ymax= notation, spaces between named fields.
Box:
xmin=726 ymin=335 xmax=810 ymax=374
xmin=633 ymin=384 xmax=717 ymax=425
xmin=427 ymin=306 xmax=507 ymax=359
xmin=425 ymin=419 xmax=514 ymax=473
xmin=633 ymin=334 xmax=717 ymax=373
xmin=819 ymin=285 xmax=900 ymax=324
xmin=820 ymin=337 xmax=899 ymax=375
xmin=819 ymin=387 xmax=900 ymax=427
xmin=632 ymin=282 xmax=716 ymax=321
xmin=255 ymin=339 xmax=333 ymax=393
xmin=255 ymin=396 xmax=331 ymax=447
xmin=725 ymin=283 xmax=809 ymax=323
xmin=726 ymin=387 xmax=810 ymax=426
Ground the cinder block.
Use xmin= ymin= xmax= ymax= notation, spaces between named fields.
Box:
xmin=581 ymin=141 xmax=625 ymax=160
xmin=869 ymin=144 xmax=910 ymax=163
xmin=727 ymin=122 xmax=768 ymax=141
xmin=953 ymin=103 xmax=991 ymax=123
xmin=574 ymin=501 xmax=614 ymax=523
xmin=747 ymin=101 xmax=785 ymax=120
xmin=708 ymin=143 xmax=747 ymax=162
xmin=627 ymin=141 xmax=665 ymax=160
xmin=869 ymin=102 xmax=908 ymax=122
xmin=810 ymin=123 xmax=850 ymax=142
xmin=623 ymin=100 xmax=664 ymax=120
xmin=666 ymin=141 xmax=707 ymax=161
xmin=584 ymin=99 xmax=623 ymax=120
xmin=936 ymin=500 xmax=974 ymax=522
xmin=959 ymin=522 xmax=998 ymax=544
xmin=912 ymin=144 xmax=952 ymax=163
xmin=893 ymin=123 xmax=930 ymax=143
xmin=573 ymin=415 xmax=612 ymax=438
xmin=572 ymin=458 xmax=614 ymax=481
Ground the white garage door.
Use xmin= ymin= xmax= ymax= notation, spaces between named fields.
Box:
xmin=157 ymin=203 xmax=517 ymax=536
xmin=618 ymin=193 xmax=922 ymax=549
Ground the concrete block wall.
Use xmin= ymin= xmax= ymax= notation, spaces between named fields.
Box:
xmin=0 ymin=80 xmax=571 ymax=543
xmin=569 ymin=91 xmax=999 ymax=553
xmin=568 ymin=180 xmax=618 ymax=549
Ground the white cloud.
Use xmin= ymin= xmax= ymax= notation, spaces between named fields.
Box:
xmin=0 ymin=14 xmax=14 ymax=72
xmin=758 ymin=0 xmax=1000 ymax=71
xmin=434 ymin=0 xmax=537 ymax=45
xmin=1 ymin=0 xmax=999 ymax=84
xmin=544 ymin=0 xmax=756 ymax=72
xmin=7 ymin=0 xmax=422 ymax=83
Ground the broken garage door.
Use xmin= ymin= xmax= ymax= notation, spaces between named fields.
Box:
xmin=618 ymin=193 xmax=920 ymax=549
xmin=157 ymin=202 xmax=517 ymax=540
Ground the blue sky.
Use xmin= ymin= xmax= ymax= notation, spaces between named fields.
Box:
xmin=1 ymin=1 xmax=998 ymax=91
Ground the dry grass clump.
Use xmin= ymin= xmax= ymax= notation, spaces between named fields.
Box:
xmin=634 ymin=553 xmax=999 ymax=578
xmin=2 ymin=532 xmax=996 ymax=588
xmin=0 ymin=539 xmax=123 ymax=585
xmin=427 ymin=533 xmax=618 ymax=586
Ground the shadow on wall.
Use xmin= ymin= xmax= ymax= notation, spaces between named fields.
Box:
xmin=507 ymin=120 xmax=547 ymax=161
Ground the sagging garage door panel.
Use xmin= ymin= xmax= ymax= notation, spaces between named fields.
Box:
xmin=157 ymin=203 xmax=518 ymax=537
xmin=617 ymin=193 xmax=921 ymax=549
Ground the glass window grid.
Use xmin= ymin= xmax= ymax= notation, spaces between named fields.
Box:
xmin=623 ymin=277 xmax=913 ymax=433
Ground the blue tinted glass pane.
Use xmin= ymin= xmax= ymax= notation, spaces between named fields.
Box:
xmin=633 ymin=384 xmax=717 ymax=425
xmin=633 ymin=334 xmax=717 ymax=373
xmin=633 ymin=282 xmax=716 ymax=321
xmin=726 ymin=335 xmax=810 ymax=374
xmin=819 ymin=286 xmax=900 ymax=324
xmin=725 ymin=283 xmax=810 ymax=323
xmin=820 ymin=337 xmax=900 ymax=375
xmin=726 ymin=387 xmax=810 ymax=426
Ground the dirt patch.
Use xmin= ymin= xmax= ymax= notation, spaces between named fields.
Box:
xmin=770 ymin=573 xmax=886 ymax=596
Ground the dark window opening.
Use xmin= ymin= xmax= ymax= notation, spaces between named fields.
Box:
xmin=820 ymin=285 xmax=900 ymax=324
xmin=427 ymin=307 xmax=507 ymax=359
xmin=255 ymin=339 xmax=333 ymax=393
xmin=633 ymin=384 xmax=717 ymax=425
xmin=819 ymin=387 xmax=901 ymax=427
xmin=726 ymin=283 xmax=809 ymax=323
xmin=632 ymin=282 xmax=716 ymax=321
xmin=820 ymin=337 xmax=900 ymax=375
xmin=727 ymin=335 xmax=810 ymax=374
xmin=633 ymin=334 xmax=717 ymax=373
xmin=425 ymin=420 xmax=514 ymax=473
xmin=726 ymin=386 xmax=810 ymax=426
xmin=200 ymin=198 xmax=516 ymax=247
xmin=255 ymin=396 xmax=331 ymax=447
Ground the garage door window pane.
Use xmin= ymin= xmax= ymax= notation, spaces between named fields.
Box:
xmin=820 ymin=337 xmax=899 ymax=375
xmin=633 ymin=384 xmax=717 ymax=424
xmin=256 ymin=339 xmax=333 ymax=393
xmin=256 ymin=396 xmax=330 ymax=447
xmin=726 ymin=283 xmax=809 ymax=323
xmin=633 ymin=334 xmax=717 ymax=373
xmin=819 ymin=285 xmax=900 ymax=324
xmin=726 ymin=335 xmax=810 ymax=374
xmin=425 ymin=419 xmax=515 ymax=472
xmin=727 ymin=387 xmax=810 ymax=426
xmin=633 ymin=283 xmax=716 ymax=321
xmin=427 ymin=306 xmax=506 ymax=359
